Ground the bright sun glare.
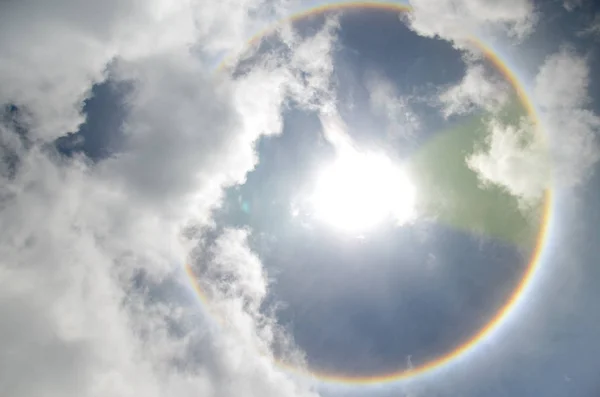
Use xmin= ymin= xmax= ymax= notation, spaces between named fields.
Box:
xmin=310 ymin=150 xmax=416 ymax=234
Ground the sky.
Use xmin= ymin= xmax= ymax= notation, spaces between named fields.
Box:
xmin=1 ymin=1 xmax=600 ymax=397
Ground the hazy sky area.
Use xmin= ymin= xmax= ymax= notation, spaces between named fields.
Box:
xmin=1 ymin=1 xmax=600 ymax=397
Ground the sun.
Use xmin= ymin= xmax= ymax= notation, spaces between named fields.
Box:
xmin=309 ymin=149 xmax=416 ymax=234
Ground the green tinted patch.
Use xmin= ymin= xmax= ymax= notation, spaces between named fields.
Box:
xmin=409 ymin=97 xmax=543 ymax=251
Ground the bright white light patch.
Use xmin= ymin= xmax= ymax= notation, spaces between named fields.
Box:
xmin=310 ymin=150 xmax=416 ymax=234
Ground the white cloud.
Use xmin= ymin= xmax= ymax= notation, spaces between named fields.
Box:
xmin=96 ymin=15 xmax=339 ymax=224
xmin=467 ymin=48 xmax=600 ymax=204
xmin=0 ymin=2 xmax=342 ymax=397
xmin=0 ymin=147 xmax=172 ymax=397
xmin=0 ymin=0 xmax=200 ymax=141
xmin=439 ymin=63 xmax=511 ymax=117
xmin=99 ymin=50 xmax=257 ymax=225
xmin=405 ymin=0 xmax=537 ymax=44
xmin=279 ymin=16 xmax=340 ymax=112
xmin=0 ymin=0 xmax=288 ymax=142
xmin=534 ymin=48 xmax=600 ymax=187
xmin=190 ymin=229 xmax=308 ymax=370
xmin=467 ymin=118 xmax=548 ymax=206
xmin=535 ymin=49 xmax=590 ymax=111
xmin=563 ymin=0 xmax=583 ymax=11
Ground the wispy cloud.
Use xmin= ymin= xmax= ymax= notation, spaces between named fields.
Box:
xmin=439 ymin=63 xmax=511 ymax=117
xmin=563 ymin=0 xmax=584 ymax=12
xmin=366 ymin=74 xmax=421 ymax=140
xmin=534 ymin=48 xmax=600 ymax=188
xmin=581 ymin=14 xmax=600 ymax=37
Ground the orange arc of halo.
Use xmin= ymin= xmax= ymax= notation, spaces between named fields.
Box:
xmin=186 ymin=1 xmax=554 ymax=385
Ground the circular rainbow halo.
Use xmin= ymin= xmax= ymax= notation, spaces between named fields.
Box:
xmin=189 ymin=0 xmax=553 ymax=386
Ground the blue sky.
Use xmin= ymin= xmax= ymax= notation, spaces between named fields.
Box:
xmin=1 ymin=1 xmax=600 ymax=397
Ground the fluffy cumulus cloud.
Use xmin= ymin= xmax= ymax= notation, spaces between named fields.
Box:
xmin=0 ymin=0 xmax=340 ymax=396
xmin=0 ymin=0 xmax=291 ymax=142
xmin=405 ymin=0 xmax=537 ymax=44
xmin=465 ymin=48 xmax=600 ymax=204
xmin=0 ymin=0 xmax=201 ymax=141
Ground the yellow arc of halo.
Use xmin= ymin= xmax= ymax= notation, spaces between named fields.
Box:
xmin=186 ymin=1 xmax=554 ymax=386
